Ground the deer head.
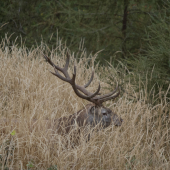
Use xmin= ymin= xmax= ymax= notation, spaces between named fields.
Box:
xmin=85 ymin=104 xmax=123 ymax=127
xmin=43 ymin=53 xmax=123 ymax=133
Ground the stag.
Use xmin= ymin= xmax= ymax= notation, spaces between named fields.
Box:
xmin=43 ymin=53 xmax=123 ymax=135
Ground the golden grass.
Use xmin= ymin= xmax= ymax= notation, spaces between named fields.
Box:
xmin=0 ymin=39 xmax=170 ymax=170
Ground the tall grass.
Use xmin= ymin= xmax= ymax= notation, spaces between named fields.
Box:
xmin=0 ymin=38 xmax=169 ymax=170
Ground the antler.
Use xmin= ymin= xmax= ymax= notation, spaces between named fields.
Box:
xmin=43 ymin=53 xmax=120 ymax=106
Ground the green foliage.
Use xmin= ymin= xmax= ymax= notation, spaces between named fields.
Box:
xmin=125 ymin=0 xmax=170 ymax=102
xmin=47 ymin=165 xmax=58 ymax=170
xmin=0 ymin=0 xmax=169 ymax=102
xmin=26 ymin=161 xmax=34 ymax=169
xmin=145 ymin=12 xmax=170 ymax=78
xmin=0 ymin=0 xmax=157 ymax=62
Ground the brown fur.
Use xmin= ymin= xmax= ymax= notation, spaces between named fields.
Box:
xmin=54 ymin=104 xmax=123 ymax=135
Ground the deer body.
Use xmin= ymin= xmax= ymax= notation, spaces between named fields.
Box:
xmin=53 ymin=104 xmax=122 ymax=135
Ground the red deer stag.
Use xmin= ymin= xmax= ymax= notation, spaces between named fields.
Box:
xmin=43 ymin=53 xmax=123 ymax=134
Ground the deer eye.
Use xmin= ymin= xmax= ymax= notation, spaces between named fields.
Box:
xmin=103 ymin=112 xmax=107 ymax=116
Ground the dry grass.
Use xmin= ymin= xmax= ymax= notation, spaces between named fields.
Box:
xmin=0 ymin=38 xmax=170 ymax=170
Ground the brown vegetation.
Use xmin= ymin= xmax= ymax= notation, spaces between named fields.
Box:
xmin=0 ymin=39 xmax=169 ymax=169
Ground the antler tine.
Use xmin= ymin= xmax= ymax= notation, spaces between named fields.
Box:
xmin=50 ymin=68 xmax=69 ymax=82
xmin=93 ymin=85 xmax=119 ymax=100
xmin=64 ymin=53 xmax=70 ymax=69
xmin=84 ymin=70 xmax=94 ymax=88
xmin=44 ymin=53 xmax=71 ymax=80
xmin=98 ymin=87 xmax=120 ymax=103
xmin=63 ymin=52 xmax=70 ymax=79
xmin=43 ymin=54 xmax=63 ymax=72
xmin=70 ymin=66 xmax=101 ymax=100
xmin=43 ymin=54 xmax=54 ymax=67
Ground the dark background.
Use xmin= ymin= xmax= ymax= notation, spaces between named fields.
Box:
xmin=0 ymin=0 xmax=170 ymax=101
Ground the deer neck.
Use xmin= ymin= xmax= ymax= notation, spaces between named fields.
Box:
xmin=74 ymin=104 xmax=94 ymax=127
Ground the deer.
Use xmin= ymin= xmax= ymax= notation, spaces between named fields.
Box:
xmin=43 ymin=53 xmax=123 ymax=137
